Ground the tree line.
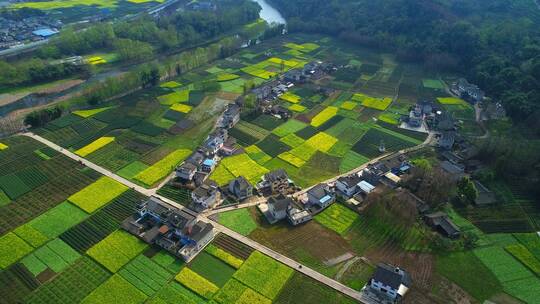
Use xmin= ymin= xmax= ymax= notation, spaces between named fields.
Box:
xmin=0 ymin=0 xmax=261 ymax=88
xmin=268 ymin=0 xmax=540 ymax=125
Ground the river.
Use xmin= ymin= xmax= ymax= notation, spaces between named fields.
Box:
xmin=252 ymin=0 xmax=286 ymax=25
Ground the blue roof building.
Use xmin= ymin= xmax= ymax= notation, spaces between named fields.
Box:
xmin=33 ymin=28 xmax=59 ymax=38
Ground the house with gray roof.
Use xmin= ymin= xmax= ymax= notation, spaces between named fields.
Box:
xmin=264 ymin=194 xmax=292 ymax=224
xmin=176 ymin=162 xmax=197 ymax=181
xmin=257 ymin=169 xmax=291 ymax=195
xmin=424 ymin=212 xmax=461 ymax=239
xmin=191 ymin=180 xmax=220 ymax=209
xmin=228 ymin=176 xmax=253 ymax=201
xmin=121 ymin=196 xmax=214 ymax=262
xmin=368 ymin=263 xmax=412 ymax=302
xmin=307 ymin=183 xmax=335 ymax=209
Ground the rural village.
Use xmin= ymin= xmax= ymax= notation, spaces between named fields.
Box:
xmin=0 ymin=1 xmax=536 ymax=303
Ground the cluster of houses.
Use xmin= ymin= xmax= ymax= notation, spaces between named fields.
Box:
xmin=0 ymin=15 xmax=61 ymax=49
xmin=122 ymin=196 xmax=214 ymax=262
xmin=174 ymin=103 xmax=242 ymax=211
xmin=260 ymin=159 xmax=411 ymax=227
xmin=252 ymin=60 xmax=335 ymax=120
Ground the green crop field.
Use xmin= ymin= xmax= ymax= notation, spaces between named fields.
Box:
xmin=87 ymin=230 xmax=147 ymax=272
xmin=68 ymin=176 xmax=128 ymax=213
xmin=175 ymin=267 xmax=219 ymax=299
xmin=218 ymin=208 xmax=258 ymax=236
xmin=134 ymin=149 xmax=191 ymax=186
xmin=314 ymin=203 xmax=358 ymax=235
xmin=189 ymin=252 xmax=236 ymax=287
xmin=213 ymin=278 xmax=271 ymax=304
xmin=81 ymin=275 xmax=148 ymax=304
xmin=119 ymin=255 xmax=173 ymax=296
xmin=233 ymin=251 xmax=294 ymax=300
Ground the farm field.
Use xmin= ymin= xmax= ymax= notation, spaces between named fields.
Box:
xmin=0 ymin=33 xmax=499 ymax=304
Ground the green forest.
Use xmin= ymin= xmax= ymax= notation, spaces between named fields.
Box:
xmin=268 ymin=0 xmax=540 ymax=199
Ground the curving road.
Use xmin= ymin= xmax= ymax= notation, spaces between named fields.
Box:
xmin=21 ymin=131 xmax=371 ymax=303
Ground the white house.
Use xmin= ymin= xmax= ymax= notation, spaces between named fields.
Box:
xmin=176 ymin=162 xmax=197 ymax=180
xmin=368 ymin=263 xmax=411 ymax=302
xmin=336 ymin=175 xmax=361 ymax=197
xmin=264 ymin=194 xmax=291 ymax=224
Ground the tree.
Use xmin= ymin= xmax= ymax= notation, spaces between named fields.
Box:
xmin=457 ymin=177 xmax=477 ymax=205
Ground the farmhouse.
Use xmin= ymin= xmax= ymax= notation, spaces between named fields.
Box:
xmin=122 ymin=196 xmax=214 ymax=262
xmin=176 ymin=162 xmax=197 ymax=181
xmin=228 ymin=176 xmax=253 ymax=201
xmin=438 ymin=131 xmax=456 ymax=150
xmin=287 ymin=206 xmax=312 ymax=226
xmin=367 ymin=263 xmax=412 ymax=303
xmin=257 ymin=169 xmax=291 ymax=195
xmin=362 ymin=162 xmax=390 ymax=185
xmin=453 ymin=78 xmax=485 ymax=103
xmin=424 ymin=212 xmax=461 ymax=238
xmin=185 ymin=151 xmax=205 ymax=166
xmin=191 ymin=180 xmax=220 ymax=209
xmin=203 ymin=129 xmax=228 ymax=154
xmin=253 ymin=85 xmax=272 ymax=101
xmin=219 ymin=103 xmax=241 ymax=128
xmin=336 ymin=174 xmax=362 ymax=197
xmin=264 ymin=194 xmax=293 ymax=224
xmin=307 ymin=183 xmax=335 ymax=209
xmin=358 ymin=180 xmax=376 ymax=194
xmin=283 ymin=69 xmax=304 ymax=83
xmin=201 ymin=158 xmax=217 ymax=173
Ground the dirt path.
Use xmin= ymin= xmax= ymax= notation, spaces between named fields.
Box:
xmin=335 ymin=256 xmax=360 ymax=281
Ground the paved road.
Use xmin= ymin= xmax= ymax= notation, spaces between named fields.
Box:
xmin=23 ymin=131 xmax=370 ymax=303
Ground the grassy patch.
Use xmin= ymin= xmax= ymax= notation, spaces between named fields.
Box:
xmin=339 ymin=150 xmax=370 ymax=173
xmin=278 ymin=152 xmax=306 ymax=167
xmin=75 ymin=136 xmax=115 ymax=157
xmin=314 ymin=203 xmax=358 ymax=235
xmin=68 ymin=176 xmax=128 ymax=213
xmin=218 ymin=208 xmax=258 ymax=236
xmin=87 ymin=230 xmax=147 ymax=272
xmin=134 ymin=149 xmax=191 ymax=186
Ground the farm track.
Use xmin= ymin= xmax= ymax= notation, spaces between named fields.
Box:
xmin=22 ymin=131 xmax=374 ymax=303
